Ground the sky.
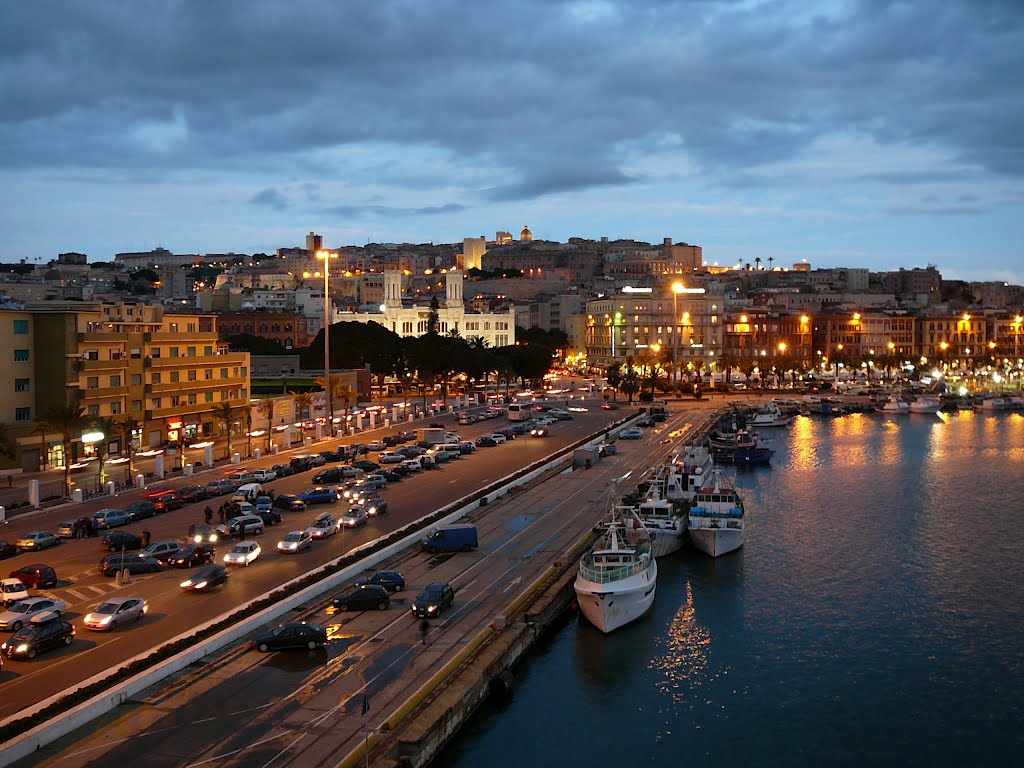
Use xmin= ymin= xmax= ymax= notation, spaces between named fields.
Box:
xmin=1 ymin=0 xmax=1022 ymax=284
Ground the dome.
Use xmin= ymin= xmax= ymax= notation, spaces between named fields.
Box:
xmin=520 ymin=225 xmax=533 ymax=242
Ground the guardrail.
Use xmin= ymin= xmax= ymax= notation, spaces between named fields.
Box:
xmin=0 ymin=410 xmax=641 ymax=765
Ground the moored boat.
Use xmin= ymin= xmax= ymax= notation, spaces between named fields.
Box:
xmin=637 ymin=487 xmax=686 ymax=557
xmin=575 ymin=507 xmax=658 ymax=633
xmin=688 ymin=469 xmax=745 ymax=557
xmin=710 ymin=429 xmax=774 ymax=464
xmin=746 ymin=400 xmax=794 ymax=427
xmin=878 ymin=396 xmax=910 ymax=413
xmin=908 ymin=396 xmax=942 ymax=414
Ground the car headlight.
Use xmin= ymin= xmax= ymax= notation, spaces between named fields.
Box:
xmin=16 ymin=643 xmax=29 ymax=653
xmin=427 ymin=606 xmax=437 ymax=613
xmin=194 ymin=535 xmax=202 ymax=543
xmin=98 ymin=615 xmax=112 ymax=624
xmin=194 ymin=581 xmax=207 ymax=589
xmin=180 ymin=580 xmax=193 ymax=588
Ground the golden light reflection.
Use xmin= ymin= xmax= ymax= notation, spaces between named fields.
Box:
xmin=649 ymin=581 xmax=712 ymax=703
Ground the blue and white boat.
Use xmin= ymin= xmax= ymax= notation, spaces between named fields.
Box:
xmin=688 ymin=468 xmax=745 ymax=557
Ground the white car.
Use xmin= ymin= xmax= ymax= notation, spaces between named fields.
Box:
xmin=340 ymin=507 xmax=369 ymax=528
xmin=379 ymin=452 xmax=406 ymax=464
xmin=398 ymin=459 xmax=422 ymax=472
xmin=1 ymin=578 xmax=29 ymax=608
xmin=488 ymin=434 xmax=507 ymax=444
xmin=251 ymin=469 xmax=277 ymax=482
xmin=277 ymin=530 xmax=313 ymax=553
xmin=367 ymin=439 xmax=387 ymax=451
xmin=0 ymin=596 xmax=68 ymax=631
xmin=223 ymin=541 xmax=261 ymax=567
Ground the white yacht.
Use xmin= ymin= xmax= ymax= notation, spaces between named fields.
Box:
xmin=978 ymin=397 xmax=1012 ymax=411
xmin=575 ymin=508 xmax=657 ymax=633
xmin=637 ymin=487 xmax=686 ymax=558
xmin=662 ymin=443 xmax=715 ymax=505
xmin=746 ymin=400 xmax=793 ymax=427
xmin=878 ymin=396 xmax=910 ymax=413
xmin=908 ymin=396 xmax=943 ymax=414
xmin=688 ymin=469 xmax=745 ymax=557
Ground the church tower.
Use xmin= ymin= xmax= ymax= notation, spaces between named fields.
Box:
xmin=384 ymin=270 xmax=403 ymax=310
xmin=445 ymin=269 xmax=464 ymax=309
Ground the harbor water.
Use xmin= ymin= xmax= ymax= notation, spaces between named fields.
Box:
xmin=434 ymin=410 xmax=1024 ymax=768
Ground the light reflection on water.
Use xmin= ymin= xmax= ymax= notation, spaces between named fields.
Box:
xmin=435 ymin=413 xmax=1024 ymax=768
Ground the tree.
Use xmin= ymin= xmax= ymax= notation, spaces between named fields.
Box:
xmin=40 ymin=404 xmax=86 ymax=498
xmin=118 ymin=416 xmax=141 ymax=478
xmin=242 ymin=405 xmax=253 ymax=458
xmin=292 ymin=391 xmax=313 ymax=421
xmin=427 ymin=296 xmax=441 ymax=336
xmin=620 ymin=368 xmax=640 ymax=403
xmin=223 ymin=333 xmax=287 ymax=355
xmin=90 ymin=416 xmax=118 ymax=486
xmin=605 ymin=363 xmax=622 ymax=401
xmin=212 ymin=402 xmax=235 ymax=459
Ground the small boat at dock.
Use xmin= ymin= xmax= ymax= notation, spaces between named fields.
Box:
xmin=688 ymin=468 xmax=746 ymax=557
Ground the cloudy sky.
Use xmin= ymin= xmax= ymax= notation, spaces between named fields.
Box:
xmin=2 ymin=0 xmax=1022 ymax=283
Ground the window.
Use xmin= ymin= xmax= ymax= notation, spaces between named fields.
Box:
xmin=171 ymin=395 xmax=181 ymax=407
xmin=170 ymin=347 xmax=179 ymax=358
xmin=131 ymin=374 xmax=142 ymax=385
xmin=15 ymin=407 xmax=30 ymax=421
xmin=87 ymin=376 xmax=99 ymax=389
xmin=132 ymin=400 xmax=142 ymax=412
xmin=188 ymin=369 xmax=197 ymax=381
xmin=110 ymin=401 xmax=121 ymax=415
xmin=14 ymin=349 xmax=29 ymax=362
xmin=152 ymin=372 xmax=162 ymax=385
xmin=205 ymin=392 xmax=213 ymax=402
xmin=221 ymin=368 xmax=228 ymax=379
xmin=204 ymin=346 xmax=213 ymax=356
xmin=152 ymin=397 xmax=162 ymax=408
xmin=170 ymin=371 xmax=180 ymax=383
xmin=87 ymin=404 xmax=100 ymax=417
xmin=187 ymin=346 xmax=196 ymax=357
xmin=204 ymin=369 xmax=213 ymax=380
xmin=13 ymin=319 xmax=28 ymax=334
xmin=110 ymin=375 xmax=121 ymax=387
xmin=15 ymin=378 xmax=29 ymax=392
xmin=241 ymin=367 xmax=247 ymax=377
xmin=188 ymin=393 xmax=197 ymax=405
xmin=151 ymin=348 xmax=161 ymax=358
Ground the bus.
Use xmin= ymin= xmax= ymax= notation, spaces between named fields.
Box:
xmin=507 ymin=403 xmax=530 ymax=422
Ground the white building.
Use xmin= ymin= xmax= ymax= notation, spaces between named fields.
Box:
xmin=339 ymin=270 xmax=515 ymax=347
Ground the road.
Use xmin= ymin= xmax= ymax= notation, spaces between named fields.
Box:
xmin=20 ymin=404 xmax=720 ymax=768
xmin=0 ymin=404 xmax=628 ymax=722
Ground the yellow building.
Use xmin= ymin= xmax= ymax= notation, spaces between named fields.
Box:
xmin=0 ymin=310 xmax=36 ymax=427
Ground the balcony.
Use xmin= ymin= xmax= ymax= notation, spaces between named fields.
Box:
xmin=81 ymin=385 xmax=129 ymax=399
xmin=148 ymin=330 xmax=218 ymax=343
xmin=79 ymin=357 xmax=128 ymax=372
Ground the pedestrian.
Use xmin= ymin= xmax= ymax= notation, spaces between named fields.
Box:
xmin=204 ymin=505 xmax=214 ymax=525
xmin=88 ymin=517 xmax=97 ymax=537
xmin=218 ymin=505 xmax=226 ymax=524
xmin=238 ymin=521 xmax=246 ymax=541
xmin=142 ymin=529 xmax=151 ymax=547
xmin=72 ymin=520 xmax=81 ymax=539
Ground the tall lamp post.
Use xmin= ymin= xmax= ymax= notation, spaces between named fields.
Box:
xmin=671 ymin=282 xmax=684 ymax=396
xmin=316 ymin=250 xmax=338 ymax=436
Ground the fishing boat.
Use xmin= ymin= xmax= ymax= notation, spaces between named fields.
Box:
xmin=662 ymin=443 xmax=715 ymax=505
xmin=745 ymin=400 xmax=794 ymax=427
xmin=710 ymin=429 xmax=774 ymax=464
xmin=637 ymin=486 xmax=686 ymax=557
xmin=688 ymin=468 xmax=745 ymax=557
xmin=575 ymin=507 xmax=657 ymax=633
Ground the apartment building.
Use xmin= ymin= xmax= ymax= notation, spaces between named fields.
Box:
xmin=12 ymin=302 xmax=249 ymax=469
xmin=0 ymin=310 xmax=36 ymax=427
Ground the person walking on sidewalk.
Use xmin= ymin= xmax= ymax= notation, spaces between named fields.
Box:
xmin=204 ymin=505 xmax=214 ymax=525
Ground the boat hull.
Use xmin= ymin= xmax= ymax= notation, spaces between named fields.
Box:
xmin=647 ymin=526 xmax=686 ymax=557
xmin=689 ymin=527 xmax=744 ymax=557
xmin=574 ymin=566 xmax=657 ymax=633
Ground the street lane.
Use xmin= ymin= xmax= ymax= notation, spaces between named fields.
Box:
xmin=0 ymin=405 xmax=630 ymax=721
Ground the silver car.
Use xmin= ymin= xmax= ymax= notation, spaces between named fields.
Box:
xmin=0 ymin=596 xmax=68 ymax=632
xmin=16 ymin=531 xmax=60 ymax=551
xmin=83 ymin=596 xmax=147 ymax=631
xmin=92 ymin=508 xmax=131 ymax=529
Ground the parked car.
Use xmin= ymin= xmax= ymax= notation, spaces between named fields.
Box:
xmin=298 ymin=486 xmax=342 ymax=505
xmin=224 ymin=515 xmax=265 ymax=537
xmin=475 ymin=436 xmax=498 ymax=448
xmin=273 ymin=495 xmax=307 ymax=513
xmin=167 ymin=543 xmax=216 ymax=568
xmin=103 ymin=531 xmax=143 ymax=552
xmin=144 ymin=489 xmax=183 ymax=512
xmin=390 ymin=463 xmax=414 ymax=477
xmin=255 ymin=507 xmax=283 ymax=527
xmin=180 ymin=564 xmax=228 ymax=592
xmin=277 ymin=530 xmax=313 ymax=553
xmin=0 ymin=596 xmax=68 ymax=631
xmin=205 ymin=480 xmax=239 ymax=497
xmin=398 ymin=458 xmax=422 ymax=473
xmin=83 ymin=596 xmax=147 ymax=631
xmin=125 ymin=501 xmax=158 ymax=520
xmin=619 ymin=427 xmax=644 ymax=440
xmin=332 ymin=584 xmax=390 ymax=612
xmin=251 ymin=469 xmax=278 ymax=482
xmin=2 ymin=613 xmax=75 ymax=659
xmin=398 ymin=446 xmax=426 ymax=458
xmin=411 ymin=582 xmax=455 ymax=619
xmin=271 ymin=464 xmax=293 ymax=478
xmin=319 ymin=449 xmax=343 ymax=463
xmin=374 ymin=470 xmax=402 ymax=483
xmin=0 ymin=540 xmax=19 ymax=558
xmin=91 ymin=509 xmax=131 ymax=529
xmin=100 ymin=553 xmax=161 ymax=577
xmin=313 ymin=467 xmax=346 ymax=484
xmin=351 ymin=460 xmax=379 ymax=473
xmin=367 ymin=439 xmax=387 ymax=451
xmin=252 ymin=622 xmax=328 ymax=653
xmin=1 ymin=578 xmax=29 ymax=607
xmin=139 ymin=541 xmax=181 ymax=564
xmin=223 ymin=541 xmax=261 ymax=566
xmin=178 ymin=485 xmax=211 ymax=504
xmin=16 ymin=532 xmax=60 ymax=552
xmin=378 ymin=451 xmax=406 ymax=464
xmin=597 ymin=442 xmax=617 ymax=457
xmin=355 ymin=570 xmax=405 ymax=593
xmin=306 ymin=514 xmax=340 ymax=540
xmin=340 ymin=507 xmax=369 ymax=528
xmin=7 ymin=564 xmax=58 ymax=590
xmin=55 ymin=522 xmax=77 ymax=539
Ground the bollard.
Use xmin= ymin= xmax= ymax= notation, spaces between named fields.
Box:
xmin=253 ymin=448 xmax=261 ymax=460
xmin=232 ymin=452 xmax=241 ymax=464
xmin=105 ymin=481 xmax=115 ymax=495
xmin=72 ymin=488 xmax=84 ymax=503
xmin=304 ymin=437 xmax=313 ymax=447
xmin=0 ymin=505 xmax=5 ymax=523
xmin=271 ymin=444 xmax=279 ymax=454
xmin=135 ymin=473 xmax=145 ymax=488
xmin=184 ymin=464 xmax=193 ymax=476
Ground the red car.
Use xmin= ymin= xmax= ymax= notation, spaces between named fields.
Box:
xmin=601 ymin=402 xmax=621 ymax=410
xmin=8 ymin=564 xmax=58 ymax=589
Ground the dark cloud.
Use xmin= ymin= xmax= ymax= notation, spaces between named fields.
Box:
xmin=250 ymin=187 xmax=289 ymax=211
xmin=320 ymin=203 xmax=468 ymax=218
xmin=0 ymin=0 xmax=1022 ymax=203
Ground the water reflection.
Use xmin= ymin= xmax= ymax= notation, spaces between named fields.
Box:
xmin=649 ymin=581 xmax=712 ymax=704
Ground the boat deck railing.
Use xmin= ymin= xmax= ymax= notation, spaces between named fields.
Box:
xmin=690 ymin=506 xmax=744 ymax=518
xmin=579 ymin=557 xmax=649 ymax=584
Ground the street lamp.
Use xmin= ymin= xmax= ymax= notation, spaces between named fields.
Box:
xmin=316 ymin=250 xmax=338 ymax=436
xmin=671 ymin=282 xmax=684 ymax=396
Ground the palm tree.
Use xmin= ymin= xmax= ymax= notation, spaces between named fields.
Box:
xmin=242 ymin=405 xmax=253 ymax=459
xmin=292 ymin=391 xmax=313 ymax=420
xmin=620 ymin=369 xmax=640 ymax=403
xmin=212 ymin=401 xmax=235 ymax=459
xmin=604 ymin=363 xmax=622 ymax=401
xmin=118 ymin=416 xmax=141 ymax=478
xmin=40 ymin=404 xmax=86 ymax=498
xmin=91 ymin=416 xmax=118 ymax=487
xmin=255 ymin=399 xmax=274 ymax=453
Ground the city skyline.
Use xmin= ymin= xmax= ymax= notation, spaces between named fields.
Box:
xmin=2 ymin=1 xmax=1022 ymax=283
